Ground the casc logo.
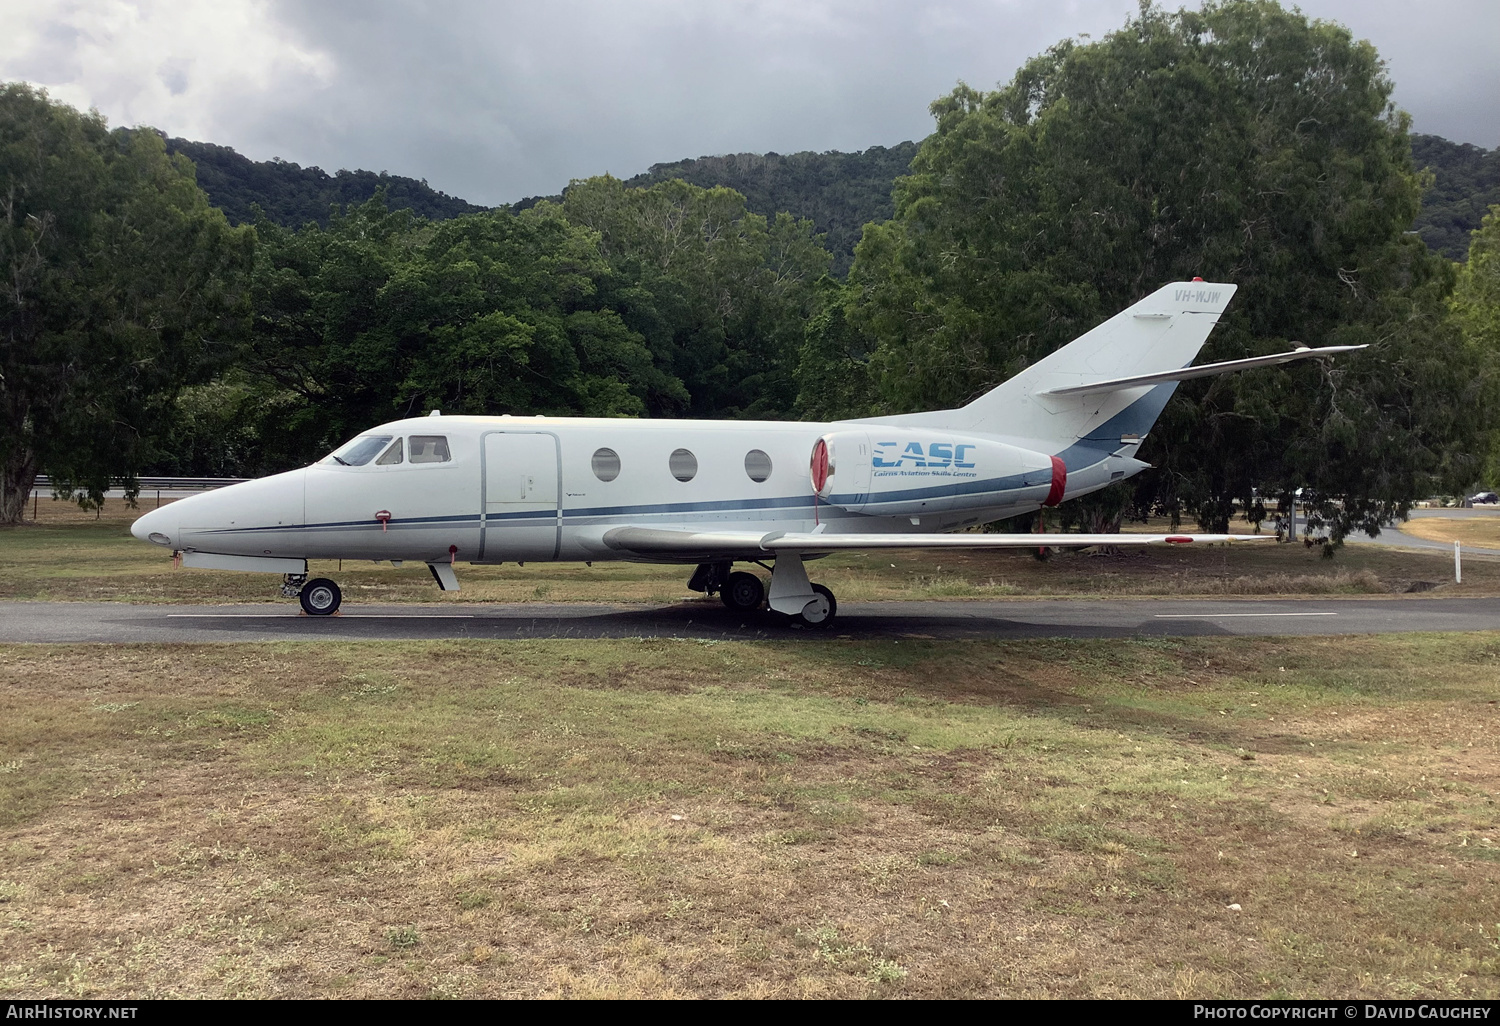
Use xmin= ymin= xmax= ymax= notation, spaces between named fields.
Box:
xmin=874 ymin=441 xmax=977 ymax=469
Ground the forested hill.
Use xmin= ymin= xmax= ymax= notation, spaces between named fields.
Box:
xmin=1411 ymin=134 xmax=1500 ymax=260
xmin=164 ymin=137 xmax=490 ymax=227
xmin=164 ymin=131 xmax=1492 ymax=266
xmin=166 ymin=136 xmax=921 ymax=271
xmin=622 ymin=144 xmax=920 ymax=276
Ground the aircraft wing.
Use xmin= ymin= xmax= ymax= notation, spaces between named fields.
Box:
xmin=759 ymin=531 xmax=1261 ymax=549
xmin=601 ymin=526 xmax=1265 ymax=556
xmin=602 ymin=528 xmax=778 ymax=555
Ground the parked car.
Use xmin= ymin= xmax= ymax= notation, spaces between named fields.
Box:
xmin=1469 ymin=491 xmax=1499 ymax=505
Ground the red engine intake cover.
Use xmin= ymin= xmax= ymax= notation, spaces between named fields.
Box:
xmin=1043 ymin=456 xmax=1067 ymax=507
xmin=810 ymin=438 xmax=831 ymax=493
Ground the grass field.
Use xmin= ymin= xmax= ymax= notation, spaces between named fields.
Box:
xmin=3 ymin=497 xmax=1495 ymax=604
xmin=2 ymin=634 xmax=1499 ymax=998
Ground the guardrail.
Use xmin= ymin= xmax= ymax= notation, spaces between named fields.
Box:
xmin=33 ymin=475 xmax=250 ymax=491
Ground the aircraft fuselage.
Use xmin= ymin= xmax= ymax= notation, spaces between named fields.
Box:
xmin=132 ymin=414 xmax=1106 ymax=566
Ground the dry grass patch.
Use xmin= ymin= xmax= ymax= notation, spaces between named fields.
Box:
xmin=2 ymin=634 xmax=1500 ymax=997
xmin=1401 ymin=517 xmax=1500 ymax=549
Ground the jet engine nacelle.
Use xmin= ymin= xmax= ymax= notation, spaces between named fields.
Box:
xmin=810 ymin=429 xmax=1064 ymax=517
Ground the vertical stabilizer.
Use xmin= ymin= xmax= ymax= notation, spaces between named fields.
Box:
xmin=856 ymin=281 xmax=1237 ymax=454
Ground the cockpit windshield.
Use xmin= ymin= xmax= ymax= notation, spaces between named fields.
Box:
xmin=324 ymin=435 xmax=394 ymax=467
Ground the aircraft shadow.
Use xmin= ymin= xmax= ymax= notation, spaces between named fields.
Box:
xmin=140 ymin=600 xmax=1239 ymax=642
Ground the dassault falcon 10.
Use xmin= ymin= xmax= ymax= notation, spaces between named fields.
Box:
xmin=130 ymin=280 xmax=1361 ymax=626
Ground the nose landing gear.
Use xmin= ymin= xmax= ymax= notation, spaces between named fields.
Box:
xmin=289 ymin=573 xmax=343 ymax=612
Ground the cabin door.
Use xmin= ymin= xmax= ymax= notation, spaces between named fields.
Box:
xmin=480 ymin=431 xmax=561 ymax=560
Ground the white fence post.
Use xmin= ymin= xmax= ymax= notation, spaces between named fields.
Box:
xmin=1455 ymin=540 xmax=1462 ymax=584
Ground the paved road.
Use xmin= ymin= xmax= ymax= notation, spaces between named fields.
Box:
xmin=3 ymin=597 xmax=1500 ymax=643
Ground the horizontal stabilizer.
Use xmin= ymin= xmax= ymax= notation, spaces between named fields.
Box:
xmin=1038 ymin=345 xmax=1367 ymax=397
xmin=602 ymin=526 xmax=1268 ymax=556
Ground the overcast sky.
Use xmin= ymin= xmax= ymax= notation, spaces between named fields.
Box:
xmin=3 ymin=0 xmax=1496 ymax=206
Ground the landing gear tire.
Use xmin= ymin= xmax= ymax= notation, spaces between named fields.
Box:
xmin=299 ymin=577 xmax=342 ymax=616
xmin=794 ymin=584 xmax=837 ymax=628
xmin=721 ymin=571 xmax=765 ymax=612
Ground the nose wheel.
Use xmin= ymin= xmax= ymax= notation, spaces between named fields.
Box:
xmin=298 ymin=577 xmax=343 ymax=616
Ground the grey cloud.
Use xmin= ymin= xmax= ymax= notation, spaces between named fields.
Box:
xmin=8 ymin=16 xmax=85 ymax=85
xmin=1296 ymin=0 xmax=1500 ymax=147
xmin=158 ymin=57 xmax=190 ymax=97
xmin=242 ymin=0 xmax=1146 ymax=203
xmin=13 ymin=0 xmax=1499 ymax=206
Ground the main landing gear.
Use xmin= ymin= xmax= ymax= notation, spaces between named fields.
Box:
xmin=723 ymin=571 xmax=765 ymax=613
xmin=687 ymin=556 xmax=838 ymax=627
xmin=798 ymin=584 xmax=837 ymax=627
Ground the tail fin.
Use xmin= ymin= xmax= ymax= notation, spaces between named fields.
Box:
xmin=861 ymin=281 xmax=1237 ymax=452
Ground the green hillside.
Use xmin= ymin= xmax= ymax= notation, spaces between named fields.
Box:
xmin=165 ymin=132 xmax=1494 ymax=267
xmin=623 ymin=144 xmax=919 ymax=276
xmin=1411 ymin=134 xmax=1500 ymax=260
xmin=164 ymin=137 xmax=489 ymax=227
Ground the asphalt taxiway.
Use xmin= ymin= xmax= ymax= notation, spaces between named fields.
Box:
xmin=3 ymin=596 xmax=1499 ymax=643
xmin=1337 ymin=506 xmax=1500 ymax=556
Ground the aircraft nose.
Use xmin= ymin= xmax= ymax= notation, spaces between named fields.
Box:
xmin=130 ymin=503 xmax=178 ymax=547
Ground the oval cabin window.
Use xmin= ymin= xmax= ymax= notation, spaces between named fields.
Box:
xmin=592 ymin=447 xmax=621 ymax=482
xmin=669 ymin=448 xmax=698 ymax=482
xmin=744 ymin=449 xmax=772 ymax=482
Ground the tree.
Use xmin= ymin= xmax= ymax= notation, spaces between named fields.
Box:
xmin=164 ymin=178 xmax=830 ymax=476
xmin=793 ymin=279 xmax=878 ymax=420
xmin=1453 ymin=205 xmax=1500 ymax=484
xmin=0 ymin=83 xmax=254 ymax=523
xmin=825 ymin=0 xmax=1491 ymax=544
xmin=560 ymin=176 xmax=830 ymax=419
xmin=623 ymin=144 xmax=920 ymax=276
xmin=239 ymin=196 xmax=690 ymax=470
xmin=1454 ymin=205 xmax=1500 ymax=352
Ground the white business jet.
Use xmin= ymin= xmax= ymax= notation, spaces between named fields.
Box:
xmin=130 ymin=280 xmax=1360 ymax=625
